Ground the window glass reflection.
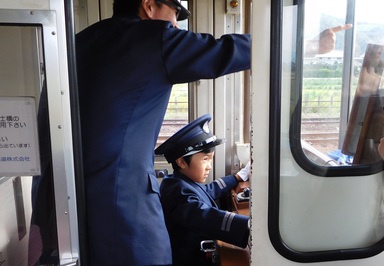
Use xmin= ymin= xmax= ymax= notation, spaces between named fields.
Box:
xmin=301 ymin=0 xmax=384 ymax=166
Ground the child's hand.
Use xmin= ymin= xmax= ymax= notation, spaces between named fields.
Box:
xmin=236 ymin=161 xmax=251 ymax=181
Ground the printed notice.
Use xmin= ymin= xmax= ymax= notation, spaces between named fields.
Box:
xmin=0 ymin=97 xmax=40 ymax=176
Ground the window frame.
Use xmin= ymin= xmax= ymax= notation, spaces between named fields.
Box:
xmin=268 ymin=0 xmax=384 ymax=262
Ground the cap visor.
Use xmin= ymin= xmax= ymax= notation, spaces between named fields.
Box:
xmin=177 ymin=6 xmax=191 ymax=21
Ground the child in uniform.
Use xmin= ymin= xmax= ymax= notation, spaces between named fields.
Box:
xmin=155 ymin=114 xmax=251 ymax=266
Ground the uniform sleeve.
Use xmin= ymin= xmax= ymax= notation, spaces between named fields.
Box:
xmin=205 ymin=174 xmax=238 ymax=200
xmin=160 ymin=27 xmax=251 ymax=84
xmin=160 ymin=178 xmax=249 ymax=248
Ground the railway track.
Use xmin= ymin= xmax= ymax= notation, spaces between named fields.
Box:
xmin=157 ymin=119 xmax=188 ymax=145
xmin=301 ymin=117 xmax=340 ymax=144
xmin=157 ymin=118 xmax=340 ymax=146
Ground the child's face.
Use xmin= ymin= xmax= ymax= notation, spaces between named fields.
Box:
xmin=180 ymin=151 xmax=215 ymax=183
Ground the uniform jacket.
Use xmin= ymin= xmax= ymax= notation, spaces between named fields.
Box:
xmin=75 ymin=15 xmax=250 ymax=265
xmin=160 ymin=171 xmax=249 ymax=266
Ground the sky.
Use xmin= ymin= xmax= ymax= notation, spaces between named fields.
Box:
xmin=305 ymin=0 xmax=384 ymax=24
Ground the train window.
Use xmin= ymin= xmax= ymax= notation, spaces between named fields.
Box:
xmin=288 ymin=0 xmax=384 ymax=171
xmin=156 ymin=1 xmax=189 ymax=149
xmin=268 ymin=0 xmax=384 ymax=263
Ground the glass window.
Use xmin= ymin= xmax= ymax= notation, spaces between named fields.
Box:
xmin=270 ymin=0 xmax=384 ymax=262
xmin=288 ymin=0 xmax=384 ymax=169
xmin=298 ymin=0 xmax=351 ymax=167
xmin=156 ymin=1 xmax=189 ymax=149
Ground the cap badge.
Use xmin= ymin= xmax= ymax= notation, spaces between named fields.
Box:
xmin=203 ymin=121 xmax=210 ymax=133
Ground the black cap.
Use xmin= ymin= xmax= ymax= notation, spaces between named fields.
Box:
xmin=155 ymin=114 xmax=225 ymax=163
xmin=170 ymin=0 xmax=191 ymax=21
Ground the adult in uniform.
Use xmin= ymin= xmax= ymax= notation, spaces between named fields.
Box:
xmin=155 ymin=114 xmax=251 ymax=266
xmin=75 ymin=0 xmax=251 ymax=265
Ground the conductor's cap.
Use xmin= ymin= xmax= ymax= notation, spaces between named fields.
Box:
xmin=155 ymin=114 xmax=225 ymax=163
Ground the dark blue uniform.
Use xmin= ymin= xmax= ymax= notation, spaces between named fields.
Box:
xmin=160 ymin=172 xmax=249 ymax=266
xmin=75 ymin=15 xmax=250 ymax=265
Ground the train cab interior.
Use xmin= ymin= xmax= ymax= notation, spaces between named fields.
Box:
xmin=1 ymin=0 xmax=384 ymax=265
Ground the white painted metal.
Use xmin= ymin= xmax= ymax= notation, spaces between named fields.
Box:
xmin=250 ymin=0 xmax=384 ymax=265
xmin=0 ymin=5 xmax=79 ymax=265
xmin=214 ymin=0 xmax=248 ymax=179
xmin=249 ymin=0 xmax=273 ymax=264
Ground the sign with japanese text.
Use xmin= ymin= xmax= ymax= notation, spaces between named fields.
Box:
xmin=0 ymin=97 xmax=40 ymax=176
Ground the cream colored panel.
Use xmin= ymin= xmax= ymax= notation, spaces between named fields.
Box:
xmin=100 ymin=0 xmax=113 ymax=19
xmin=87 ymin=0 xmax=101 ymax=25
xmin=0 ymin=0 xmax=49 ymax=9
xmin=0 ymin=27 xmax=41 ymax=100
xmin=74 ymin=0 xmax=89 ymax=33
